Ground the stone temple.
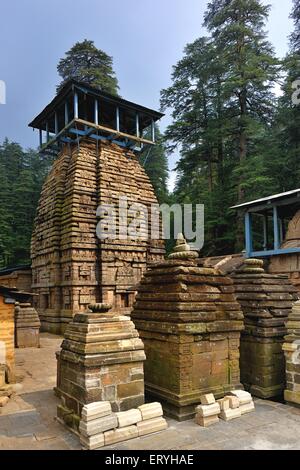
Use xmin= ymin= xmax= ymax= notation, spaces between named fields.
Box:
xmin=131 ymin=235 xmax=244 ymax=420
xmin=29 ymin=80 xmax=165 ymax=333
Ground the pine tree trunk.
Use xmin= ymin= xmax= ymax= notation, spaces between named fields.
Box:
xmin=236 ymin=88 xmax=247 ymax=251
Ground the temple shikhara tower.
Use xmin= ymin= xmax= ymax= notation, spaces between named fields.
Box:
xmin=29 ymin=80 xmax=165 ymax=333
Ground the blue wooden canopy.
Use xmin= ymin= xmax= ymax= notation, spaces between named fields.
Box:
xmin=29 ymin=80 xmax=164 ymax=155
xmin=231 ymin=189 xmax=300 ymax=258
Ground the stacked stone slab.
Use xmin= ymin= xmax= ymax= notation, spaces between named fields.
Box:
xmin=55 ymin=303 xmax=146 ymax=430
xmin=31 ymin=140 xmax=165 ymax=334
xmin=231 ymin=259 xmax=298 ymax=398
xmin=77 ymin=401 xmax=167 ymax=449
xmin=195 ymin=394 xmax=220 ymax=427
xmin=131 ymin=235 xmax=244 ymax=421
xmin=195 ymin=390 xmax=255 ymax=426
xmin=14 ymin=302 xmax=41 ymax=348
xmin=218 ymin=390 xmax=254 ymax=420
xmin=283 ymin=300 xmax=300 ymax=406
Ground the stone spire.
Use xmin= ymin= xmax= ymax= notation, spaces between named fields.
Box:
xmin=168 ymin=233 xmax=198 ymax=260
xmin=237 ymin=258 xmax=264 ymax=274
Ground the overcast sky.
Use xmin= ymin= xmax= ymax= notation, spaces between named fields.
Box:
xmin=0 ymin=0 xmax=294 ymax=189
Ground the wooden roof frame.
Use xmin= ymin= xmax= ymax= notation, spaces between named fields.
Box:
xmin=231 ymin=189 xmax=300 ymax=258
xmin=29 ymin=80 xmax=164 ymax=155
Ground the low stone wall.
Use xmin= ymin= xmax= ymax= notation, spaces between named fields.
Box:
xmin=14 ymin=302 xmax=41 ymax=348
xmin=59 ymin=401 xmax=168 ymax=450
xmin=0 ymin=295 xmax=15 ymax=383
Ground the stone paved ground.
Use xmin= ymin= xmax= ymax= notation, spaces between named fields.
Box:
xmin=1 ymin=333 xmax=300 ymax=450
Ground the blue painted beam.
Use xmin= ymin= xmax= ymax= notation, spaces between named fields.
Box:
xmin=245 ymin=212 xmax=253 ymax=258
xmin=59 ymin=137 xmax=73 ymax=143
xmin=247 ymin=247 xmax=300 ymax=258
xmin=39 ymin=129 xmax=43 ymax=148
xmin=69 ymin=127 xmax=86 ymax=136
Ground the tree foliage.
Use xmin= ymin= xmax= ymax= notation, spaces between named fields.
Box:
xmin=0 ymin=139 xmax=52 ymax=268
xmin=161 ymin=0 xmax=282 ymax=255
xmin=140 ymin=125 xmax=169 ymax=204
xmin=57 ymin=39 xmax=119 ymax=95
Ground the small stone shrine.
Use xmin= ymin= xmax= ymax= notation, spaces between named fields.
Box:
xmin=283 ymin=300 xmax=300 ymax=406
xmin=55 ymin=303 xmax=146 ymax=431
xmin=231 ymin=258 xmax=298 ymax=398
xmin=131 ymin=235 xmax=244 ymax=421
xmin=14 ymin=302 xmax=41 ymax=348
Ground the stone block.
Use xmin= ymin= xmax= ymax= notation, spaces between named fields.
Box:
xmin=200 ymin=393 xmax=215 ymax=405
xmin=225 ymin=395 xmax=240 ymax=409
xmin=219 ymin=407 xmax=241 ymax=421
xmin=79 ymin=414 xmax=118 ymax=437
xmin=240 ymin=401 xmax=255 ymax=415
xmin=0 ymin=366 xmax=6 ymax=387
xmin=116 ymin=409 xmax=142 ymax=427
xmin=138 ymin=402 xmax=163 ymax=420
xmin=137 ymin=417 xmax=167 ymax=436
xmin=217 ymin=398 xmax=230 ymax=411
xmin=80 ymin=433 xmax=105 ymax=450
xmin=195 ymin=402 xmax=220 ymax=417
xmin=229 ymin=390 xmax=252 ymax=405
xmin=104 ymin=425 xmax=138 ymax=445
xmin=195 ymin=414 xmax=219 ymax=427
xmin=81 ymin=401 xmax=112 ymax=421
xmin=117 ymin=381 xmax=144 ymax=398
xmin=0 ymin=396 xmax=9 ymax=407
xmin=285 ymin=389 xmax=300 ymax=405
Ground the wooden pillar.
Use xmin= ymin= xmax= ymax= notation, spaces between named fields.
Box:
xmin=116 ymin=106 xmax=120 ymax=132
xmin=54 ymin=112 xmax=58 ymax=135
xmin=273 ymin=206 xmax=280 ymax=250
xmin=263 ymin=214 xmax=268 ymax=250
xmin=74 ymin=92 xmax=79 ymax=119
xmin=245 ymin=212 xmax=253 ymax=257
xmin=94 ymin=99 xmax=99 ymax=125
xmin=136 ymin=112 xmax=140 ymax=138
xmin=151 ymin=119 xmax=155 ymax=142
xmin=65 ymin=102 xmax=69 ymax=126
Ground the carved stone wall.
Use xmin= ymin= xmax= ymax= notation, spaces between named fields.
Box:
xmin=31 ymin=140 xmax=165 ymax=333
